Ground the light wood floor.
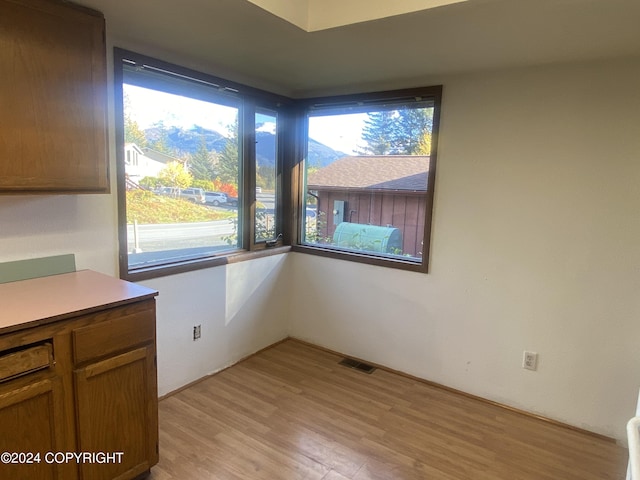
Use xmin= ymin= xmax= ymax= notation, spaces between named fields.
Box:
xmin=148 ymin=339 xmax=627 ymax=480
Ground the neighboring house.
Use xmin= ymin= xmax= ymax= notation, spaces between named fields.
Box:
xmin=307 ymin=155 xmax=429 ymax=257
xmin=124 ymin=144 xmax=177 ymax=182
xmin=142 ymin=147 xmax=183 ymax=167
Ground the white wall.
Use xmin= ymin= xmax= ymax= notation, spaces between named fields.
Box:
xmin=290 ymin=57 xmax=640 ymax=442
xmin=145 ymin=255 xmax=290 ymax=396
xmin=0 ymin=194 xmax=119 ymax=275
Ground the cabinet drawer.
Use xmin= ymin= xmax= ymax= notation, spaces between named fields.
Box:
xmin=72 ymin=304 xmax=155 ymax=365
xmin=0 ymin=343 xmax=53 ymax=383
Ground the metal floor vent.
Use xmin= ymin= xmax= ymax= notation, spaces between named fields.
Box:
xmin=338 ymin=357 xmax=376 ymax=374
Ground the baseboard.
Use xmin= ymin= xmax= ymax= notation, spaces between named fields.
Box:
xmin=287 ymin=336 xmax=619 ymax=444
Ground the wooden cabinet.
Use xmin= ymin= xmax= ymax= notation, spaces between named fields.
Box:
xmin=73 ymin=300 xmax=158 ymax=480
xmin=0 ymin=0 xmax=108 ymax=193
xmin=0 ymin=376 xmax=67 ymax=480
xmin=75 ymin=346 xmax=157 ymax=480
xmin=0 ymin=271 xmax=158 ymax=480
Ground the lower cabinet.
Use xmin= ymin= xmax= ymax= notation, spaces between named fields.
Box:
xmin=75 ymin=345 xmax=158 ymax=480
xmin=0 ymin=377 xmax=67 ymax=480
xmin=0 ymin=296 xmax=158 ymax=480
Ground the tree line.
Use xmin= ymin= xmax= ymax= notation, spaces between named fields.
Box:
xmin=359 ymin=107 xmax=433 ymax=156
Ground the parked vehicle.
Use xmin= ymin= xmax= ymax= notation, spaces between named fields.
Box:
xmin=155 ymin=186 xmax=178 ymax=196
xmin=205 ymin=191 xmax=228 ymax=206
xmin=157 ymin=187 xmax=205 ymax=204
xmin=179 ymin=188 xmax=206 ymax=203
xmin=226 ymin=196 xmax=238 ymax=207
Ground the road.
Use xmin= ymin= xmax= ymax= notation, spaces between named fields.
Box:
xmin=127 ymin=219 xmax=236 ymax=252
xmin=256 ymin=192 xmax=275 ymax=210
xmin=127 ymin=192 xmax=277 ymax=253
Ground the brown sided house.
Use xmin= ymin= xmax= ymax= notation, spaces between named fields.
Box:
xmin=307 ymin=155 xmax=429 ymax=258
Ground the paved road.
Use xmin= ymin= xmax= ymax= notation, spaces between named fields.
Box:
xmin=257 ymin=192 xmax=275 ymax=210
xmin=127 ymin=192 xmax=277 ymax=253
xmin=127 ymin=220 xmax=236 ymax=252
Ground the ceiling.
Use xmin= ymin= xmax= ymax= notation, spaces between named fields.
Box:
xmin=77 ymin=0 xmax=640 ymax=97
xmin=245 ymin=0 xmax=469 ymax=32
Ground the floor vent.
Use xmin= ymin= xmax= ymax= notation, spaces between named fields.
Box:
xmin=338 ymin=357 xmax=376 ymax=374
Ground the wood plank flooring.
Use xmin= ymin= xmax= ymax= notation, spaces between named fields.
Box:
xmin=148 ymin=339 xmax=628 ymax=479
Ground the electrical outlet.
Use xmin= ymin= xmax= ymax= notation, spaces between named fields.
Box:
xmin=523 ymin=351 xmax=538 ymax=371
xmin=193 ymin=325 xmax=201 ymax=341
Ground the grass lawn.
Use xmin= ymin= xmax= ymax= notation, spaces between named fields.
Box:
xmin=126 ymin=190 xmax=236 ymax=224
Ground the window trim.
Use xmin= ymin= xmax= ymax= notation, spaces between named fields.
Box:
xmin=114 ymin=49 xmax=291 ymax=281
xmin=291 ymin=86 xmax=442 ymax=274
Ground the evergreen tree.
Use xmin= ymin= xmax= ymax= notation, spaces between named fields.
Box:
xmin=217 ymin=119 xmax=239 ymax=186
xmin=360 ymin=111 xmax=396 ymax=155
xmin=125 ymin=117 xmax=148 ymax=148
xmin=393 ymin=108 xmax=433 ymax=155
xmin=360 ymin=107 xmax=433 ymax=155
xmin=149 ymin=121 xmax=172 ymax=155
xmin=123 ymin=92 xmax=148 ymax=148
xmin=188 ymin=136 xmax=216 ymax=181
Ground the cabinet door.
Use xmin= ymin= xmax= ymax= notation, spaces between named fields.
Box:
xmin=0 ymin=377 xmax=67 ymax=480
xmin=0 ymin=0 xmax=108 ymax=192
xmin=74 ymin=345 xmax=158 ymax=480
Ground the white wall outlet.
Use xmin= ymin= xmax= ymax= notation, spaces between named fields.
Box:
xmin=193 ymin=324 xmax=201 ymax=341
xmin=523 ymin=351 xmax=538 ymax=371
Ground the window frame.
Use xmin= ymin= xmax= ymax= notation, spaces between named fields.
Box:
xmin=290 ymin=86 xmax=442 ymax=274
xmin=254 ymin=107 xmax=281 ymax=244
xmin=114 ymin=49 xmax=441 ymax=279
xmin=114 ymin=49 xmax=290 ymax=281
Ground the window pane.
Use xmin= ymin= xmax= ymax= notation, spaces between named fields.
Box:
xmin=303 ymin=104 xmax=433 ymax=262
xmin=255 ymin=109 xmax=278 ymax=242
xmin=123 ymin=81 xmax=241 ymax=271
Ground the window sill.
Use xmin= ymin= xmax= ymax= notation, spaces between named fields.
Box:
xmin=291 ymin=244 xmax=428 ymax=273
xmin=121 ymin=245 xmax=291 ymax=282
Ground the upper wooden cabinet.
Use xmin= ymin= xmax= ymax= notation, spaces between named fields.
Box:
xmin=0 ymin=0 xmax=108 ymax=193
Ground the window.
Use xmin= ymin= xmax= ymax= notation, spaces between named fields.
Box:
xmin=295 ymin=87 xmax=441 ymax=273
xmin=255 ymin=109 xmax=279 ymax=243
xmin=114 ymin=49 xmax=288 ymax=280
xmin=115 ymin=49 xmax=441 ymax=278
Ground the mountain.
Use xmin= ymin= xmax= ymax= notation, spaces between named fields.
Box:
xmin=255 ymin=130 xmax=276 ymax=167
xmin=307 ymin=138 xmax=346 ymax=168
xmin=144 ymin=125 xmax=227 ymax=157
xmin=144 ymin=125 xmax=346 ymax=168
xmin=256 ymin=132 xmax=346 ymax=168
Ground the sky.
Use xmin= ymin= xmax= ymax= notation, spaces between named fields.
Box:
xmin=125 ymin=83 xmax=365 ymax=154
xmin=308 ymin=113 xmax=366 ymax=155
xmin=124 ymin=84 xmax=238 ymax=137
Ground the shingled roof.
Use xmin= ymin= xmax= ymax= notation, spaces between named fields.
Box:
xmin=307 ymin=156 xmax=429 ymax=191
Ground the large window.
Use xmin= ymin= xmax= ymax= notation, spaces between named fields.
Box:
xmin=296 ymin=87 xmax=441 ymax=272
xmin=115 ymin=50 xmax=441 ymax=278
xmin=115 ymin=50 xmax=287 ymax=280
